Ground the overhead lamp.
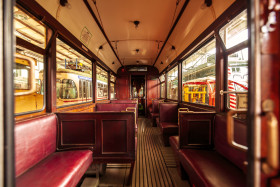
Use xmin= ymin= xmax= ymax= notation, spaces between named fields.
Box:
xmin=112 ymin=61 xmax=115 ymax=65
xmin=99 ymin=45 xmax=103 ymax=50
xmin=171 ymin=45 xmax=176 ymax=50
xmin=133 ymin=20 xmax=140 ymax=29
xmin=160 ymin=61 xmax=163 ymax=65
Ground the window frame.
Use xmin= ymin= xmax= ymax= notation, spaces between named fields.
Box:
xmin=217 ymin=10 xmax=249 ymax=111
xmin=110 ymin=73 xmax=116 ymax=100
xmin=96 ymin=65 xmax=109 ymax=101
xmin=166 ymin=65 xmax=179 ymax=101
xmin=14 ymin=6 xmax=47 ymax=116
xmin=180 ymin=36 xmax=216 ymax=108
xmin=56 ymin=36 xmax=94 ymax=108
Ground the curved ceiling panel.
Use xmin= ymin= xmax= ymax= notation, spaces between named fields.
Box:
xmin=36 ymin=0 xmax=121 ymax=73
xmin=155 ymin=0 xmax=235 ymax=73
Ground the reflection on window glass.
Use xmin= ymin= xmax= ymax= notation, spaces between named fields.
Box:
xmin=14 ymin=7 xmax=46 ymax=49
xmin=227 ymin=48 xmax=248 ymax=109
xmin=97 ymin=66 xmax=108 ymax=100
xmin=110 ymin=83 xmax=116 ymax=99
xmin=160 ymin=74 xmax=165 ymax=98
xmin=219 ymin=10 xmax=247 ymax=49
xmin=182 ymin=39 xmax=216 ymax=106
xmin=167 ymin=66 xmax=178 ymax=100
xmin=161 ymin=83 xmax=165 ymax=98
xmin=14 ymin=47 xmax=44 ymax=114
xmin=110 ymin=74 xmax=116 ymax=82
xmin=56 ymin=38 xmax=92 ymax=107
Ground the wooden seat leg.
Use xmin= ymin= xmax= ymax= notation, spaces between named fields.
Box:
xmin=126 ymin=161 xmax=135 ymax=186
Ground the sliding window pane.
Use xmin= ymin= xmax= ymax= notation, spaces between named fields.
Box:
xmin=182 ymin=39 xmax=216 ymax=106
xmin=56 ymin=38 xmax=92 ymax=107
xmin=97 ymin=66 xmax=108 ymax=100
xmin=167 ymin=66 xmax=178 ymax=100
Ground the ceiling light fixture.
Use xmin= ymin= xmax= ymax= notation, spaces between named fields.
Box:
xmin=132 ymin=20 xmax=140 ymax=29
xmin=171 ymin=45 xmax=176 ymax=50
xmin=136 ymin=61 xmax=140 ymax=64
xmin=99 ymin=45 xmax=103 ymax=50
xmin=135 ymin=49 xmax=140 ymax=53
xmin=112 ymin=61 xmax=115 ymax=64
xmin=160 ymin=61 xmax=163 ymax=65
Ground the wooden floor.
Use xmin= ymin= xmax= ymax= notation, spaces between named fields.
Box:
xmin=81 ymin=117 xmax=189 ymax=187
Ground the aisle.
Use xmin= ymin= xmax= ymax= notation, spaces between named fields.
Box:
xmin=132 ymin=118 xmax=175 ymax=187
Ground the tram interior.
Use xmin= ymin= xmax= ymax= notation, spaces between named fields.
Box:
xmin=7 ymin=0 xmax=279 ymax=186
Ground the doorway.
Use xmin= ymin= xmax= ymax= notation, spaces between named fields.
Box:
xmin=131 ymin=75 xmax=146 ymax=116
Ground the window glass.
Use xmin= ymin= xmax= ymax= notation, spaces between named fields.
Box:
xmin=182 ymin=39 xmax=216 ymax=106
xmin=219 ymin=10 xmax=247 ymax=49
xmin=110 ymin=83 xmax=116 ymax=99
xmin=227 ymin=48 xmax=248 ymax=109
xmin=167 ymin=66 xmax=178 ymax=100
xmin=110 ymin=74 xmax=116 ymax=82
xmin=56 ymin=38 xmax=92 ymax=107
xmin=161 ymin=83 xmax=165 ymax=99
xmin=97 ymin=66 xmax=108 ymax=100
xmin=14 ymin=7 xmax=46 ymax=49
xmin=14 ymin=47 xmax=44 ymax=114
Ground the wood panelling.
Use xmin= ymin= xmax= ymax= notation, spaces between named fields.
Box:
xmin=102 ymin=120 xmax=127 ymax=153
xmin=116 ymin=75 xmax=130 ymax=99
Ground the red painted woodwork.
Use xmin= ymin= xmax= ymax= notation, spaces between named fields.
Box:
xmin=178 ymin=112 xmax=216 ymax=149
xmin=147 ymin=76 xmax=159 ymax=110
xmin=116 ymin=75 xmax=130 ymax=99
xmin=56 ymin=112 xmax=135 ymax=162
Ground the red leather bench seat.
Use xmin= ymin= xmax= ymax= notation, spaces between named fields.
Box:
xmin=159 ymin=103 xmax=179 ymax=146
xmin=17 ymin=150 xmax=92 ymax=187
xmin=150 ymin=99 xmax=163 ymax=126
xmin=15 ymin=114 xmax=93 ymax=187
xmin=178 ymin=149 xmax=246 ymax=187
xmin=169 ymin=136 xmax=187 ymax=179
xmin=178 ymin=114 xmax=247 ymax=187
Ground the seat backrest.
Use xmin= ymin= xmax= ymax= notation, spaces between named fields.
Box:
xmin=152 ymin=99 xmax=163 ymax=114
xmin=15 ymin=114 xmax=57 ymax=177
xmin=159 ymin=103 xmax=179 ymax=123
xmin=214 ymin=114 xmax=247 ymax=171
xmin=111 ymin=100 xmax=137 ymax=104
xmin=96 ymin=103 xmax=138 ymax=118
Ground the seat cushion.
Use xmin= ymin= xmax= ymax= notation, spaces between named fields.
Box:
xmin=169 ymin=136 xmax=179 ymax=150
xmin=16 ymin=150 xmax=93 ymax=187
xmin=179 ymin=149 xmax=246 ymax=187
xmin=160 ymin=122 xmax=178 ymax=134
xmin=151 ymin=113 xmax=159 ymax=118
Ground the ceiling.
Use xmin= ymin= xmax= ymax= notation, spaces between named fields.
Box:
xmin=35 ymin=0 xmax=236 ymax=73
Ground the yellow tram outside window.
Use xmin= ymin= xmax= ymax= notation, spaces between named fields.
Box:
xmin=14 ymin=6 xmax=46 ymax=115
xmin=56 ymin=38 xmax=93 ymax=107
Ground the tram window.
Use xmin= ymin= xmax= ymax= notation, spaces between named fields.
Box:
xmin=167 ymin=66 xmax=178 ymax=100
xmin=182 ymin=39 xmax=216 ymax=106
xmin=110 ymin=74 xmax=116 ymax=82
xmin=14 ymin=47 xmax=45 ymax=114
xmin=56 ymin=38 xmax=92 ymax=107
xmin=60 ymin=79 xmax=78 ymax=99
xmin=97 ymin=66 xmax=108 ymax=100
xmin=159 ymin=74 xmax=165 ymax=98
xmin=56 ymin=79 xmax=61 ymax=99
xmin=227 ymin=48 xmax=248 ymax=110
xmin=14 ymin=6 xmax=46 ymax=49
xmin=219 ymin=10 xmax=247 ymax=49
xmin=110 ymin=83 xmax=116 ymax=99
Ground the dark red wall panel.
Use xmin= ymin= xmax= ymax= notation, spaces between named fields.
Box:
xmin=116 ymin=75 xmax=130 ymax=99
xmin=102 ymin=120 xmax=127 ymax=153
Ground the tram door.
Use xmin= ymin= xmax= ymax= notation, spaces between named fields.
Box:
xmin=248 ymin=0 xmax=280 ymax=186
xmin=131 ymin=75 xmax=145 ymax=115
